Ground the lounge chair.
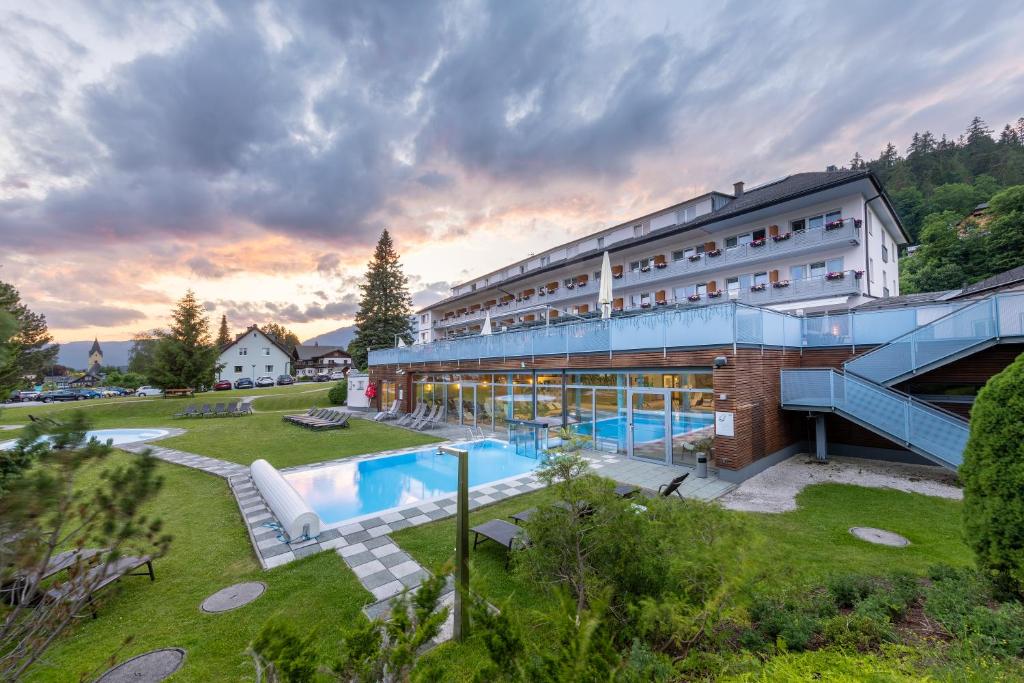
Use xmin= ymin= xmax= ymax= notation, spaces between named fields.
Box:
xmin=2 ymin=547 xmax=106 ymax=606
xmin=396 ymin=404 xmax=425 ymax=427
xmin=373 ymin=400 xmax=400 ymax=422
xmin=613 ymin=483 xmax=641 ymax=498
xmin=195 ymin=403 xmax=211 ymax=418
xmin=471 ymin=519 xmax=528 ymax=568
xmin=237 ymin=399 xmax=253 ymax=415
xmin=657 ymin=473 xmax=690 ymax=499
xmin=417 ymin=406 xmax=447 ymax=431
xmin=44 ymin=555 xmax=154 ymax=618
xmin=174 ymin=405 xmax=197 ymax=418
xmin=225 ymin=401 xmax=239 ymax=416
xmin=410 ymin=405 xmax=439 ymax=431
xmin=211 ymin=402 xmax=227 ymax=417
xmin=510 ymin=500 xmax=587 ymax=525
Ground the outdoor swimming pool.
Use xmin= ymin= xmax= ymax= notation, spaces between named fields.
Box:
xmin=284 ymin=439 xmax=540 ymax=525
xmin=573 ymin=412 xmax=714 ymax=445
xmin=0 ymin=428 xmax=171 ymax=450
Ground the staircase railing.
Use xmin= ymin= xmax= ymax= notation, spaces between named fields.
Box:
xmin=780 ymin=368 xmax=969 ymax=468
xmin=845 ymin=292 xmax=1024 ymax=385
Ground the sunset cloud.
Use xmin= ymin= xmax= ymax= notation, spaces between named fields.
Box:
xmin=1 ymin=0 xmax=1022 ymax=342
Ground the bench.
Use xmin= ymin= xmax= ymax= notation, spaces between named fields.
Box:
xmin=164 ymin=388 xmax=194 ymax=398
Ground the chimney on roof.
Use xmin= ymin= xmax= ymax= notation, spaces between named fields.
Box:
xmin=733 ymin=181 xmax=744 ymax=197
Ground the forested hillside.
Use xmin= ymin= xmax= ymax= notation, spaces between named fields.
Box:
xmin=843 ymin=116 xmax=1024 ymax=293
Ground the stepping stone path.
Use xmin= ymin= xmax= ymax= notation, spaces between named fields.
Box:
xmin=849 ymin=527 xmax=910 ymax=547
xmin=94 ymin=647 xmax=185 ymax=682
xmin=201 ymin=581 xmax=266 ymax=613
xmin=119 ymin=439 xmax=248 ymax=479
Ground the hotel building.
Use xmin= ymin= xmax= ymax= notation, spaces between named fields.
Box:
xmin=368 ymin=170 xmax=1023 ymax=481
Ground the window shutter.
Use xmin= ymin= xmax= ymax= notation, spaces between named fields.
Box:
xmin=770 ymin=270 xmax=779 ymax=283
xmin=707 ymin=280 xmax=718 ymax=293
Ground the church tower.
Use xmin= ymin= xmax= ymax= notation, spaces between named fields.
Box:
xmin=88 ymin=338 xmax=103 ymax=371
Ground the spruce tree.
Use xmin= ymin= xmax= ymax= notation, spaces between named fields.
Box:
xmin=262 ymin=323 xmax=300 ymax=354
xmin=0 ymin=281 xmax=58 ymax=392
xmin=348 ymin=230 xmax=412 ymax=369
xmin=148 ymin=291 xmax=220 ymax=390
xmin=216 ymin=314 xmax=231 ymax=348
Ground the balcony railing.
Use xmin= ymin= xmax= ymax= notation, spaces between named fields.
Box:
xmin=432 ymin=219 xmax=861 ymax=329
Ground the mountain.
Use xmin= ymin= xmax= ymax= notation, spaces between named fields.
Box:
xmin=53 ymin=340 xmax=134 ymax=370
xmin=303 ymin=325 xmax=356 ymax=349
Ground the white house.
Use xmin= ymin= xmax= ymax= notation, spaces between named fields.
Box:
xmin=217 ymin=325 xmax=292 ymax=383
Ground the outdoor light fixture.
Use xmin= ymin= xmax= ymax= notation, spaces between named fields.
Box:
xmin=713 ymin=356 xmax=728 ymax=368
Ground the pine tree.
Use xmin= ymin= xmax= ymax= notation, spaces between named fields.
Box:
xmin=148 ymin=291 xmax=220 ymax=390
xmin=849 ymin=152 xmax=865 ymax=170
xmin=262 ymin=323 xmax=300 ymax=354
xmin=348 ymin=230 xmax=412 ymax=369
xmin=0 ymin=281 xmax=58 ymax=392
xmin=216 ymin=315 xmax=231 ymax=348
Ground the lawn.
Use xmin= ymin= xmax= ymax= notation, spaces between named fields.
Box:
xmin=24 ymin=452 xmax=370 ymax=682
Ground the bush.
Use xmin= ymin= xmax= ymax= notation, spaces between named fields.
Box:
xmin=328 ymin=381 xmax=347 ymax=405
xmin=828 ymin=574 xmax=877 ymax=609
xmin=822 ymin=613 xmax=896 ymax=651
xmin=960 ymin=350 xmax=1024 ymax=596
xmin=924 ymin=566 xmax=1024 ymax=658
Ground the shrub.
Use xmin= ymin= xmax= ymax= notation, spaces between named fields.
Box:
xmin=924 ymin=565 xmax=1024 ymax=659
xmin=328 ymin=381 xmax=347 ymax=405
xmin=822 ymin=612 xmax=896 ymax=651
xmin=960 ymin=350 xmax=1024 ymax=597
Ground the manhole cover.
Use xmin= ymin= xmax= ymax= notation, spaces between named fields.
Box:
xmin=94 ymin=648 xmax=185 ymax=682
xmin=201 ymin=581 xmax=266 ymax=613
xmin=849 ymin=527 xmax=909 ymax=547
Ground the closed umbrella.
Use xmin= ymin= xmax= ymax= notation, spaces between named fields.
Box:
xmin=481 ymin=309 xmax=493 ymax=335
xmin=598 ymin=251 xmax=614 ymax=319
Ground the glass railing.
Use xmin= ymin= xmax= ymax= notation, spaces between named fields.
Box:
xmin=845 ymin=292 xmax=1024 ymax=384
xmin=780 ymin=368 xmax=968 ymax=467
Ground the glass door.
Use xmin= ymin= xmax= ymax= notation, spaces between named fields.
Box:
xmin=627 ymin=389 xmax=668 ymax=463
xmin=461 ymin=384 xmax=477 ymax=427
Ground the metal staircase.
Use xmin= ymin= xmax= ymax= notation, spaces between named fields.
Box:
xmin=780 ymin=292 xmax=1024 ymax=469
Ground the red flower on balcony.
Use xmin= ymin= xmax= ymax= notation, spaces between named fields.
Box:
xmin=750 ymin=283 xmax=767 ymax=292
xmin=706 ymin=249 xmax=722 ymax=257
xmin=750 ymin=238 xmax=767 ymax=247
xmin=772 ymin=232 xmax=792 ymax=242
xmin=825 ymin=219 xmax=845 ymax=231
xmin=825 ymin=271 xmax=846 ymax=280
xmin=708 ymin=290 xmax=722 ymax=298
xmin=854 ymin=270 xmax=864 ymax=279
xmin=687 ymin=294 xmax=701 ymax=302
xmin=772 ymin=280 xmax=790 ymax=288
xmin=688 ymin=254 xmax=701 ymax=262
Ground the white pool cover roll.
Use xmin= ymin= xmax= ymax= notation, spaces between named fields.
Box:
xmin=250 ymin=459 xmax=321 ymax=541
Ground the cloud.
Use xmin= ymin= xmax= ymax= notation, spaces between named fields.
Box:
xmin=41 ymin=303 xmax=147 ymax=329
xmin=207 ymin=294 xmax=360 ymax=325
xmin=187 ymin=255 xmax=237 ymax=279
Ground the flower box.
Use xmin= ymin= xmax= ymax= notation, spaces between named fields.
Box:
xmin=687 ymin=294 xmax=701 ymax=302
xmin=640 ymin=302 xmax=652 ymax=308
xmin=854 ymin=270 xmax=864 ymax=279
xmin=708 ymin=290 xmax=722 ymax=298
xmin=750 ymin=283 xmax=767 ymax=292
xmin=538 ymin=289 xmax=546 ymax=296
xmin=688 ymin=254 xmax=701 ymax=262
xmin=613 ymin=273 xmax=623 ymax=279
xmin=706 ymin=249 xmax=722 ymax=257
xmin=825 ymin=271 xmax=845 ymax=281
xmin=750 ymin=238 xmax=767 ymax=248
xmin=772 ymin=280 xmax=790 ymax=288
xmin=772 ymin=232 xmax=791 ymax=242
xmin=654 ymin=262 xmax=667 ymax=269
xmin=566 ymin=282 xmax=575 ymax=289
xmin=655 ymin=299 xmax=667 ymax=306
xmin=854 ymin=218 xmax=863 ymax=228
xmin=577 ymin=281 xmax=587 ymax=287
xmin=825 ymin=219 xmax=845 ymax=231
xmin=640 ymin=265 xmax=651 ymax=272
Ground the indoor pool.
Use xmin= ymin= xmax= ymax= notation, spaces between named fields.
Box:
xmin=284 ymin=439 xmax=539 ymax=525
xmin=0 ymin=428 xmax=171 ymax=450
xmin=573 ymin=412 xmax=713 ymax=444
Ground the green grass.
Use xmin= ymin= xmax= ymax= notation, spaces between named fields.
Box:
xmin=24 ymin=452 xmax=369 ymax=682
xmin=251 ymin=388 xmax=331 ymax=412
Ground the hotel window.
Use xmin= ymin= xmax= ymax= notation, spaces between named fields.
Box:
xmin=265 ymin=364 xmax=274 ymax=373
xmin=233 ymin=365 xmax=242 ymax=373
xmin=673 ymin=285 xmax=687 ymax=301
xmin=672 ymin=249 xmax=686 ymax=261
xmin=882 ymin=241 xmax=889 ymax=263
xmin=791 ymin=218 xmax=806 ymax=232
xmin=471 ymin=283 xmax=477 ymax=291
xmin=791 ymin=265 xmax=806 ymax=280
xmin=869 ymin=258 xmax=875 ymax=282
xmin=827 ymin=257 xmax=843 ymax=273
xmin=683 ymin=245 xmax=705 ymax=259
xmin=540 ymin=255 xmax=550 ymax=266
xmin=519 ymin=265 xmax=525 ymax=274
xmin=239 ymin=347 xmax=247 ymax=356
xmin=629 ymin=258 xmax=650 ymax=272
xmin=563 ymin=277 xmax=574 ymax=287
xmin=680 ymin=205 xmax=696 ymax=223
xmin=262 ymin=347 xmax=270 ymax=356
xmin=633 ymin=224 xmax=645 ymax=238
xmin=695 ymin=283 xmax=707 ymax=296
xmin=725 ymin=228 xmax=766 ymax=248
xmin=593 ymin=270 xmax=601 ymax=281
xmin=753 ymin=272 xmax=769 ymax=286
xmin=726 ymin=277 xmax=740 ymax=293
xmin=882 ymin=270 xmax=888 ymax=297
xmin=810 ymin=261 xmax=827 ymax=278
xmin=597 ymin=237 xmax=605 ymax=248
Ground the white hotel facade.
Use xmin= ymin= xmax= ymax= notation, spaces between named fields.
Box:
xmin=415 ymin=170 xmax=907 ymax=341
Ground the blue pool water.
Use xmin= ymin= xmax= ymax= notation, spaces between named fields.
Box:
xmin=573 ymin=412 xmax=713 ymax=444
xmin=284 ymin=439 xmax=539 ymax=525
xmin=0 ymin=428 xmax=170 ymax=450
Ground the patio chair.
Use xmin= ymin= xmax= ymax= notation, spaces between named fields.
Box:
xmin=2 ymin=547 xmax=106 ymax=606
xmin=197 ymin=404 xmax=212 ymax=418
xmin=224 ymin=401 xmax=238 ymax=416
xmin=613 ymin=483 xmax=641 ymax=498
xmin=174 ymin=404 xmax=197 ymax=418
xmin=657 ymin=473 xmax=690 ymax=499
xmin=211 ymin=402 xmax=227 ymax=417
xmin=510 ymin=500 xmax=589 ymax=526
xmin=396 ymin=404 xmax=425 ymax=426
xmin=416 ymin=406 xmax=445 ymax=431
xmin=410 ymin=405 xmax=439 ymax=431
xmin=238 ymin=399 xmax=254 ymax=415
xmin=373 ymin=400 xmax=400 ymax=422
xmin=44 ymin=555 xmax=154 ymax=618
xmin=471 ymin=519 xmax=529 ymax=569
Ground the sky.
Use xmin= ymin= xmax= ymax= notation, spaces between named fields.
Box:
xmin=2 ymin=0 xmax=1023 ymax=344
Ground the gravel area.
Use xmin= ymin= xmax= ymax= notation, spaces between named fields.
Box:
xmin=719 ymin=455 xmax=962 ymax=513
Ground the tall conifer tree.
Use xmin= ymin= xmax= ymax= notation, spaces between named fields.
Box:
xmin=0 ymin=281 xmax=58 ymax=391
xmin=148 ymin=291 xmax=219 ymax=389
xmin=348 ymin=230 xmax=412 ymax=369
xmin=216 ymin=314 xmax=231 ymax=348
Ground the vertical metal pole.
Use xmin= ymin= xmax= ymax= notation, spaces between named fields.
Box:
xmin=442 ymin=445 xmax=470 ymax=641
xmin=815 ymin=413 xmax=828 ymax=462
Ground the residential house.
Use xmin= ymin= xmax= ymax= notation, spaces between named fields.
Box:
xmin=217 ymin=325 xmax=292 ymax=382
xmin=292 ymin=343 xmax=352 ymax=378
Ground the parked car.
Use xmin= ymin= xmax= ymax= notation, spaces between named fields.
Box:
xmin=255 ymin=376 xmax=275 ymax=388
xmin=276 ymin=374 xmax=294 ymax=386
xmin=76 ymin=388 xmax=102 ymax=399
xmin=314 ymin=373 xmax=331 ymax=382
xmin=213 ymin=379 xmax=233 ymax=391
xmin=135 ymin=386 xmax=164 ymax=397
xmin=328 ymin=370 xmax=346 ymax=381
xmin=40 ymin=389 xmax=84 ymax=403
xmin=234 ymin=378 xmax=254 ymax=390
xmin=9 ymin=389 xmax=40 ymax=402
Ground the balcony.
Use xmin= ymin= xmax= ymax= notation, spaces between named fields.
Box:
xmin=431 ymin=219 xmax=860 ymax=330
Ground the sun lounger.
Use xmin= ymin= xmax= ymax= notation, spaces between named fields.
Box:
xmin=657 ymin=473 xmax=689 ymax=499
xmin=174 ymin=405 xmax=197 ymax=418
xmin=373 ymin=400 xmax=401 ymax=422
xmin=410 ymin=405 xmax=439 ymax=431
xmin=613 ymin=483 xmax=641 ymax=498
xmin=510 ymin=500 xmax=588 ymax=526
xmin=197 ymin=404 xmax=212 ymax=418
xmin=44 ymin=555 xmax=154 ymax=618
xmin=2 ymin=548 xmax=106 ymax=605
xmin=471 ymin=520 xmax=528 ymax=568
xmin=237 ymin=399 xmax=253 ymax=415
xmin=211 ymin=402 xmax=227 ymax=417
xmin=225 ymin=401 xmax=238 ymax=416
xmin=396 ymin=404 xmax=425 ymax=426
